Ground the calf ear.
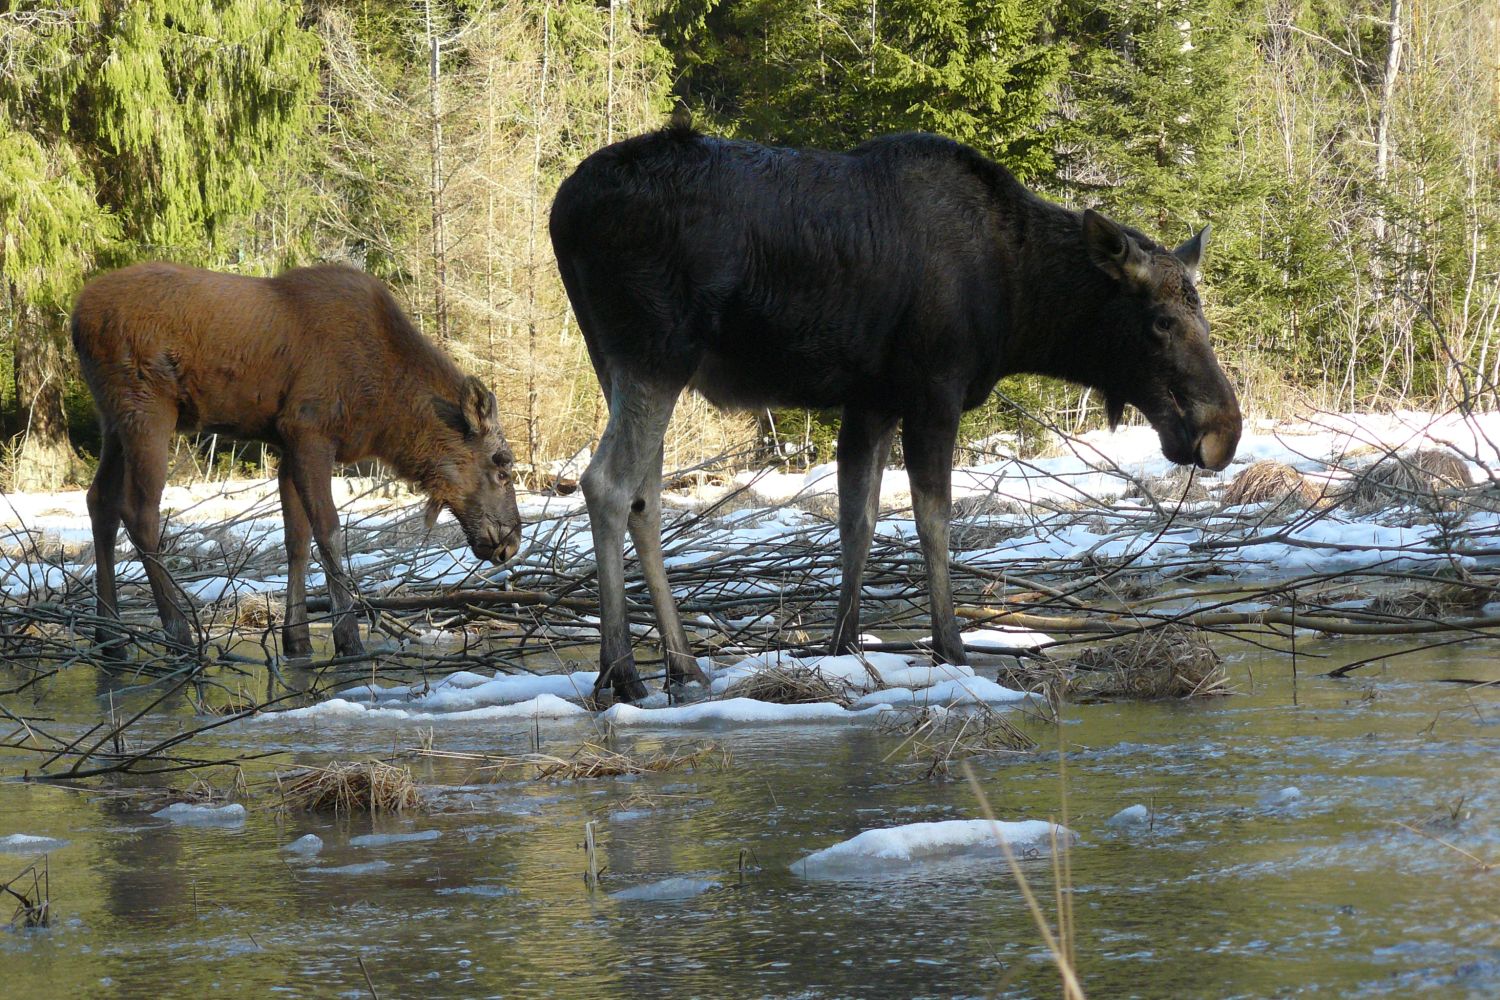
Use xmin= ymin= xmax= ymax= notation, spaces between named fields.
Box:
xmin=1084 ymin=209 xmax=1152 ymax=289
xmin=460 ymin=376 xmax=499 ymax=437
xmin=424 ymin=495 xmax=444 ymax=530
xmin=1173 ymin=223 xmax=1210 ymax=283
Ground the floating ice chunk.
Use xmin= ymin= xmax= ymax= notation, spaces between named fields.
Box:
xmin=610 ymin=877 xmax=720 ymax=901
xmin=311 ymin=860 xmax=392 ymax=876
xmin=602 ymin=697 xmax=888 ymax=727
xmin=282 ymin=834 xmax=324 ymax=855
xmin=0 ymin=833 xmax=68 ymax=853
xmin=1263 ymin=786 xmax=1303 ymax=806
xmin=1106 ymin=805 xmax=1151 ymax=828
xmin=793 ymin=819 xmax=1074 ymax=877
xmin=350 ymin=830 xmax=441 ymax=848
xmin=437 ymin=884 xmax=517 ymax=898
xmin=151 ymin=803 xmax=247 ymax=826
xmin=851 ymin=677 xmax=1027 ymax=708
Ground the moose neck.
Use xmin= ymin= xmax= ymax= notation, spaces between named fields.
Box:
xmin=1000 ymin=194 xmax=1129 ymax=394
xmin=373 ymin=348 xmax=470 ymax=492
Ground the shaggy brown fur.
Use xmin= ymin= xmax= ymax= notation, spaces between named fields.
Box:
xmin=72 ymin=262 xmax=521 ymax=658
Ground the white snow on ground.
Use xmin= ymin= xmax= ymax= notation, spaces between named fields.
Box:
xmin=792 ymin=819 xmax=1076 ymax=877
xmin=253 ymin=692 xmax=589 ymax=725
xmin=4 ymin=410 xmax=1498 ymax=599
xmin=0 ymin=833 xmax=68 ymax=852
xmin=601 ymin=696 xmax=891 ymax=727
xmin=150 ymin=803 xmax=247 ymax=826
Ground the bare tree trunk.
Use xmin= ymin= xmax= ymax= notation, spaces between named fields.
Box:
xmin=524 ymin=1 xmax=552 ymax=466
xmin=1373 ymin=0 xmax=1403 ymax=246
xmin=10 ymin=298 xmax=75 ymax=491
xmin=427 ymin=0 xmax=450 ymax=342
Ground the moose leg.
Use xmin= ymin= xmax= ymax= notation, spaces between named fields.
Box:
xmin=581 ymin=376 xmax=679 ymax=702
xmin=285 ymin=443 xmax=364 ymax=657
xmin=86 ymin=429 xmax=126 ymax=657
xmin=627 ymin=439 xmax=707 ymax=689
xmin=278 ymin=464 xmax=314 ymax=658
xmin=118 ymin=417 xmax=194 ymax=651
xmin=903 ymin=411 xmax=966 ymax=665
xmin=829 ymin=408 xmax=899 ymax=655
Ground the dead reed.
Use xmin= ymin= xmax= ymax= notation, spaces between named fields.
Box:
xmin=882 ymin=706 xmax=1038 ymax=778
xmin=720 ymin=664 xmax=856 ymax=707
xmin=1341 ymin=449 xmax=1473 ymax=511
xmin=277 ymin=760 xmax=423 ymax=813
xmin=2 ymin=857 xmax=50 ymax=930
xmin=1060 ymin=627 xmax=1229 ymax=701
xmin=481 ymin=741 xmax=730 ymax=781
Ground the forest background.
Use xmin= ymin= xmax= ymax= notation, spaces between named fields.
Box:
xmin=1 ymin=0 xmax=1496 ymax=491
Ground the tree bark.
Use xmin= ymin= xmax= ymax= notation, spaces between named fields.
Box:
xmin=10 ymin=297 xmax=75 ymax=491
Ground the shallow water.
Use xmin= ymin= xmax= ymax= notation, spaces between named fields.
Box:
xmin=2 ymin=636 xmax=1498 ymax=999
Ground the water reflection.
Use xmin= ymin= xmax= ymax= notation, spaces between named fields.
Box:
xmin=1 ymin=637 xmax=1497 ymax=997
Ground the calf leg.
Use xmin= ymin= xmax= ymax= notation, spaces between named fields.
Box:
xmin=627 ymin=440 xmax=707 ymax=689
xmin=118 ymin=416 xmax=194 ymax=651
xmin=278 ymin=464 xmax=314 ymax=658
xmin=283 ymin=442 xmax=364 ymax=657
xmin=581 ymin=376 xmax=679 ymax=702
xmin=829 ymin=408 xmax=899 ymax=655
xmin=903 ymin=411 xmax=965 ymax=664
xmin=86 ymin=429 xmax=126 ymax=656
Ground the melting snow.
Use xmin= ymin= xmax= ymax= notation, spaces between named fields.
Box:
xmin=793 ymin=819 xmax=1075 ymax=877
xmin=151 ymin=803 xmax=247 ymax=826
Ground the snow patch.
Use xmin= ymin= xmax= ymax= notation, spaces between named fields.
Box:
xmin=793 ymin=819 xmax=1074 ymax=877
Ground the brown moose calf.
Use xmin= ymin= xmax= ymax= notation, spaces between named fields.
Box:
xmin=71 ymin=262 xmax=521 ymax=659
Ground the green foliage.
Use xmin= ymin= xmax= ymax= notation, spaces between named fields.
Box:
xmin=665 ymin=0 xmax=1066 ymax=176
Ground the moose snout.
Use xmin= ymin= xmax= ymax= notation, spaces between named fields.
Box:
xmin=1192 ymin=411 xmax=1242 ymax=472
xmin=474 ymin=524 xmax=522 ymax=565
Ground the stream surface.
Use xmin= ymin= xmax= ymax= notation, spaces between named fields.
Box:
xmin=2 ymin=635 xmax=1498 ymax=999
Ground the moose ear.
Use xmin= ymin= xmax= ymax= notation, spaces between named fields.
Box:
xmin=460 ymin=376 xmax=499 ymax=437
xmin=1083 ymin=209 xmax=1152 ymax=289
xmin=1173 ymin=223 xmax=1210 ymax=283
xmin=423 ymin=495 xmax=443 ymax=530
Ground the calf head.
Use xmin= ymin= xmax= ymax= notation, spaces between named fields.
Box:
xmin=426 ymin=375 xmax=523 ymax=563
xmin=1083 ymin=210 xmax=1241 ymax=471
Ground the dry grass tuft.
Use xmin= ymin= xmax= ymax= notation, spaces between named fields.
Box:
xmin=1223 ymin=460 xmax=1318 ymax=507
xmin=721 ymin=664 xmax=857 ymax=707
xmin=1368 ymin=571 xmax=1494 ymax=617
xmin=278 ymin=760 xmax=424 ymax=813
xmin=484 ymin=741 xmax=730 ymax=780
xmin=881 ymin=705 xmax=1037 ymax=778
xmin=1061 ymin=627 xmax=1229 ymax=701
xmin=1342 ymin=449 xmax=1472 ymax=511
xmin=1125 ymin=466 xmax=1212 ymax=504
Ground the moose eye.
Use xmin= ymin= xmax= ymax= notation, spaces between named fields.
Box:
xmin=1152 ymin=315 xmax=1174 ymax=336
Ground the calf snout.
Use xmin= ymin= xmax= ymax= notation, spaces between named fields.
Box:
xmin=474 ymin=524 xmax=522 ymax=565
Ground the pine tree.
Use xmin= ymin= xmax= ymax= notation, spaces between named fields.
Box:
xmin=0 ymin=0 xmax=320 ymax=487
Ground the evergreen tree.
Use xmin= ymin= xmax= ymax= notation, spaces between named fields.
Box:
xmin=0 ymin=0 xmax=320 ymax=486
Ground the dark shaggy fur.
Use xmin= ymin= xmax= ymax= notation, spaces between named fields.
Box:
xmin=551 ymin=128 xmax=1242 ymax=700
